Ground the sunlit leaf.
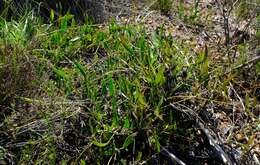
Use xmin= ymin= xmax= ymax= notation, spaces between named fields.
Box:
xmin=109 ymin=76 xmax=115 ymax=97
xmin=120 ymin=37 xmax=134 ymax=54
xmin=155 ymin=66 xmax=166 ymax=85
xmin=80 ymin=159 xmax=86 ymax=165
xmin=123 ymin=116 xmax=130 ymax=128
xmin=92 ymin=135 xmax=114 ymax=148
xmin=74 ymin=62 xmax=86 ymax=78
xmin=50 ymin=9 xmax=55 ymax=23
xmin=60 ymin=16 xmax=68 ymax=33
xmin=155 ymin=97 xmax=164 ymax=120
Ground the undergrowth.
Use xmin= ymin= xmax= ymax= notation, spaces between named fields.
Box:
xmin=0 ymin=1 xmax=259 ymax=165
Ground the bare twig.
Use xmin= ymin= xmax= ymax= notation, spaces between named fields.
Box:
xmin=215 ymin=0 xmax=233 ymax=47
xmin=229 ymin=82 xmax=245 ymax=112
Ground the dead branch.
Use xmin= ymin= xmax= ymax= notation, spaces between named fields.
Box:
xmin=161 ymin=146 xmax=186 ymax=165
xmin=170 ymin=103 xmax=236 ymax=165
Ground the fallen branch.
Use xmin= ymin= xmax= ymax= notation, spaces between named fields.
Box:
xmin=170 ymin=103 xmax=236 ymax=165
xmin=196 ymin=119 xmax=235 ymax=165
xmin=161 ymin=146 xmax=186 ymax=165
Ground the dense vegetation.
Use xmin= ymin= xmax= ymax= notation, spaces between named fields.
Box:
xmin=0 ymin=0 xmax=259 ymax=164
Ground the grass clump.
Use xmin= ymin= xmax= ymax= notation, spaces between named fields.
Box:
xmin=0 ymin=13 xmax=41 ymax=108
xmin=0 ymin=15 xmax=194 ymax=164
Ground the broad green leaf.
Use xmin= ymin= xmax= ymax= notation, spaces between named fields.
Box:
xmin=60 ymin=16 xmax=68 ymax=33
xmin=136 ymin=152 xmax=142 ymax=161
xmin=74 ymin=62 xmax=86 ymax=78
xmin=97 ymin=32 xmax=105 ymax=42
xmin=133 ymin=79 xmax=146 ymax=107
xmin=84 ymin=33 xmax=92 ymax=42
xmin=196 ymin=50 xmax=207 ymax=65
xmin=123 ymin=116 xmax=130 ymax=128
xmin=50 ymin=9 xmax=55 ymax=23
xmin=0 ymin=147 xmax=5 ymax=160
xmin=52 ymin=67 xmax=67 ymax=80
xmin=109 ymin=76 xmax=115 ymax=97
xmin=92 ymin=135 xmax=114 ymax=148
xmin=155 ymin=137 xmax=161 ymax=152
xmin=155 ymin=66 xmax=166 ymax=85
xmin=155 ymin=97 xmax=164 ymax=120
xmin=200 ymin=57 xmax=209 ymax=81
xmin=120 ymin=159 xmax=127 ymax=165
xmin=120 ymin=37 xmax=134 ymax=54
xmin=65 ymin=14 xmax=74 ymax=21
xmin=121 ymin=133 xmax=136 ymax=149
xmin=137 ymin=90 xmax=145 ymax=107
xmin=151 ymin=32 xmax=160 ymax=48
xmin=80 ymin=160 xmax=86 ymax=165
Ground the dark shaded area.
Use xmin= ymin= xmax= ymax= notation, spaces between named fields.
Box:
xmin=0 ymin=0 xmax=107 ymax=23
